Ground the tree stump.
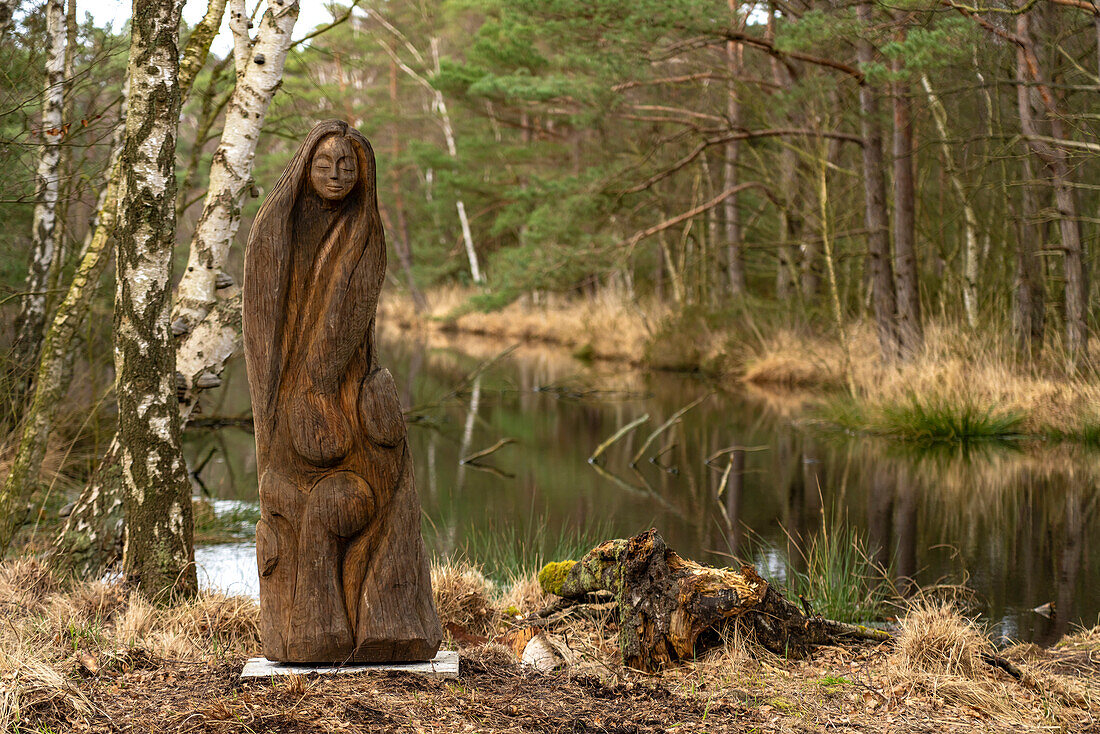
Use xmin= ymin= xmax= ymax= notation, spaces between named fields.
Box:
xmin=243 ymin=120 xmax=442 ymax=663
xmin=539 ymin=529 xmax=885 ymax=671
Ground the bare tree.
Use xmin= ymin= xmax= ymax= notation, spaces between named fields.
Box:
xmin=9 ymin=0 xmax=66 ymax=417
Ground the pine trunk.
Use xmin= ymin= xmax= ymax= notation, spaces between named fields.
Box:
xmin=173 ymin=0 xmax=299 ymax=419
xmin=114 ymin=0 xmax=195 ymax=598
xmin=724 ymin=9 xmax=745 ymax=297
xmin=1016 ymin=156 xmax=1046 ymax=359
xmin=9 ymin=0 xmax=66 ymax=417
xmin=891 ymin=66 xmax=922 ymax=357
xmin=856 ymin=2 xmax=899 ymax=361
xmin=1015 ymin=12 xmax=1087 ymax=369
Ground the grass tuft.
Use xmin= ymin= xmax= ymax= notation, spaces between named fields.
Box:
xmin=780 ymin=521 xmax=894 ymax=624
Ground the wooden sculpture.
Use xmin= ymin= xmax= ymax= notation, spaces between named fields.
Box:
xmin=243 ymin=120 xmax=442 ymax=663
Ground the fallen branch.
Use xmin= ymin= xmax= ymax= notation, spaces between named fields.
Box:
xmin=588 ymin=414 xmax=649 ymax=464
xmin=630 ymin=394 xmax=711 ymax=466
xmin=460 ymin=438 xmax=516 ymax=465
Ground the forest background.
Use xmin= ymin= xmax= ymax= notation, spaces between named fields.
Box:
xmin=1 ymin=0 xmax=1100 ymax=591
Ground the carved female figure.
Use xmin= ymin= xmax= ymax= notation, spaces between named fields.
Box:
xmin=243 ymin=120 xmax=442 ymax=663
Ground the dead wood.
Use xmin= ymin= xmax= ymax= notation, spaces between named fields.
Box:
xmin=538 ymin=529 xmax=886 ymax=671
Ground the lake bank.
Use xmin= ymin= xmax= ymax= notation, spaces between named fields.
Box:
xmin=381 ymin=286 xmax=1100 ymax=446
xmin=4 ymin=558 xmax=1098 ymax=733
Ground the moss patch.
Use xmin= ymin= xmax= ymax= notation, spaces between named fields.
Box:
xmin=537 ymin=560 xmax=576 ymax=596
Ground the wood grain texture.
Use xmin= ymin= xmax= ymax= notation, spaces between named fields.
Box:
xmin=243 ymin=119 xmax=442 ymax=663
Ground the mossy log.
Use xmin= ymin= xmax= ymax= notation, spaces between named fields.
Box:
xmin=538 ymin=529 xmax=887 ymax=671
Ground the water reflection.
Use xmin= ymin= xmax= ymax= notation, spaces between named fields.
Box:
xmin=184 ymin=328 xmax=1100 ymax=642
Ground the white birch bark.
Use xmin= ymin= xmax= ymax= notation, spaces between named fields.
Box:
xmin=173 ymin=0 xmax=299 ymax=419
xmin=114 ymin=0 xmax=195 ymax=597
xmin=0 ymin=100 xmax=127 ymax=554
xmin=10 ymin=0 xmax=66 ymax=404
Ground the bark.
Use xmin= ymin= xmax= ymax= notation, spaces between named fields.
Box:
xmin=724 ymin=4 xmax=746 ymax=296
xmin=920 ymin=74 xmax=981 ymax=330
xmin=173 ymin=0 xmax=300 ymax=418
xmin=1016 ymin=155 xmax=1046 ymax=359
xmin=1015 ymin=11 xmax=1087 ymax=369
xmin=0 ymin=0 xmax=16 ymax=39
xmin=892 ymin=65 xmax=922 ymax=357
xmin=44 ymin=0 xmax=223 ymax=577
xmin=113 ymin=0 xmax=195 ymax=598
xmin=856 ymin=2 xmax=899 ymax=361
xmin=177 ymin=0 xmax=227 ymax=96
xmin=538 ymin=529 xmax=887 ymax=672
xmin=0 ymin=101 xmax=126 ymax=553
xmin=9 ymin=0 xmax=67 ymax=417
xmin=46 ymin=0 xmax=79 ymax=316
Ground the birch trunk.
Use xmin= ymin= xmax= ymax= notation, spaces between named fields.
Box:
xmin=377 ymin=28 xmax=483 ymax=284
xmin=173 ymin=0 xmax=299 ymax=418
xmin=0 ymin=104 xmax=126 ymax=554
xmin=920 ymin=74 xmax=980 ymax=329
xmin=430 ymin=38 xmax=482 ymax=284
xmin=856 ymin=1 xmax=899 ymax=362
xmin=9 ymin=0 xmax=66 ymax=416
xmin=45 ymin=0 xmax=225 ymax=578
xmin=892 ymin=63 xmax=922 ymax=357
xmin=114 ymin=0 xmax=196 ymax=597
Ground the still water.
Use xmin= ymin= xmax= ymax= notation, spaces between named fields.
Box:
xmin=187 ymin=328 xmax=1099 ymax=645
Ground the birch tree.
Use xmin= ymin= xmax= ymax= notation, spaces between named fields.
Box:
xmin=173 ymin=0 xmax=299 ymax=417
xmin=113 ymin=0 xmax=195 ymax=597
xmin=46 ymin=0 xmax=227 ymax=577
xmin=9 ymin=0 xmax=66 ymax=417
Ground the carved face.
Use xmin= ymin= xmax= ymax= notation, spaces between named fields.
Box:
xmin=310 ymin=135 xmax=359 ymax=202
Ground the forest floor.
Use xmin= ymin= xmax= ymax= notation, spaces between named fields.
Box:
xmin=381 ymin=286 xmax=1100 ymax=444
xmin=4 ymin=558 xmax=1099 ymax=733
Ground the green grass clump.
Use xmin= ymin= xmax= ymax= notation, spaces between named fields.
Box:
xmin=443 ymin=516 xmax=609 ymax=584
xmin=781 ymin=521 xmax=894 ymax=624
xmin=818 ymin=393 xmax=1024 ymax=445
xmin=874 ymin=395 xmax=1024 ymax=444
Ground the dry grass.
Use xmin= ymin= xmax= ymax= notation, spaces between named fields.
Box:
xmin=385 ymin=285 xmax=1100 ymax=441
xmin=381 ymin=284 xmax=667 ymax=365
xmin=431 ymin=560 xmax=500 ymax=637
xmin=740 ymin=322 xmax=1100 ymax=438
xmin=3 ymin=558 xmax=1098 ymax=732
xmin=0 ymin=558 xmax=259 ymax=731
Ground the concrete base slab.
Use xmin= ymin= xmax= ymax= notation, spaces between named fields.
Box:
xmin=241 ymin=650 xmax=459 ymax=679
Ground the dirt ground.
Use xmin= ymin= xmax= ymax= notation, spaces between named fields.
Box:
xmin=16 ymin=634 xmax=1098 ymax=734
xmin=4 ymin=559 xmax=1099 ymax=733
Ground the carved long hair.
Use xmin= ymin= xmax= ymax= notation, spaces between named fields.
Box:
xmin=244 ymin=120 xmax=385 ymax=444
